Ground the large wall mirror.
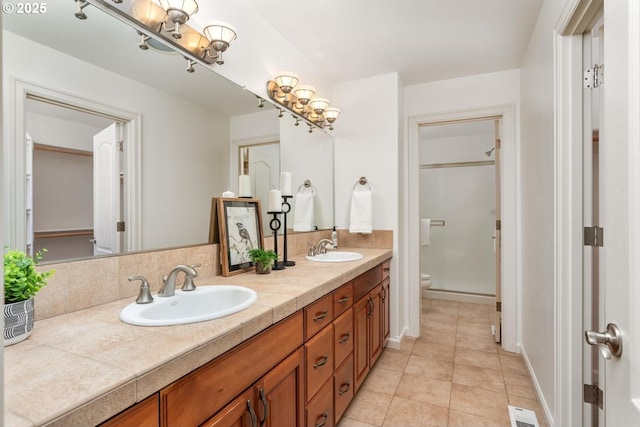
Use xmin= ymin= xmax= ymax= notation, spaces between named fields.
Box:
xmin=2 ymin=1 xmax=333 ymax=263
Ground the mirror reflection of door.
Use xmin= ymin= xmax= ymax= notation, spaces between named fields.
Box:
xmin=27 ymin=97 xmax=125 ymax=261
xmin=239 ymin=142 xmax=280 ymax=235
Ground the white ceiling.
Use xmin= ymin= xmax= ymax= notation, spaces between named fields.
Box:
xmin=237 ymin=0 xmax=543 ymax=85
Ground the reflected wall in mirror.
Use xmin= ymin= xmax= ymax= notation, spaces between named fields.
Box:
xmin=2 ymin=1 xmax=334 ymax=264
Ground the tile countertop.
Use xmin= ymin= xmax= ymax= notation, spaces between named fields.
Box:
xmin=4 ymin=248 xmax=392 ymax=427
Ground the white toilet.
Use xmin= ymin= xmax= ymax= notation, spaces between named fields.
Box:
xmin=420 ymin=273 xmax=431 ymax=310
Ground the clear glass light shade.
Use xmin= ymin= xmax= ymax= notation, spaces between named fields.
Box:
xmin=324 ymin=107 xmax=341 ymax=121
xmin=309 ymin=98 xmax=330 ymax=114
xmin=203 ymin=21 xmax=238 ymax=51
xmin=275 ymin=72 xmax=299 ymax=92
xmin=159 ymin=0 xmax=199 ymax=17
xmin=294 ymin=85 xmax=316 ymax=104
xmin=131 ymin=0 xmax=167 ymax=27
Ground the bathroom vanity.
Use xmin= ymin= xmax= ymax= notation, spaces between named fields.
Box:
xmin=4 ymin=247 xmax=391 ymax=427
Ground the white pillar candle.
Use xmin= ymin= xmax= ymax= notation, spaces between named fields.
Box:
xmin=280 ymin=171 xmax=292 ymax=197
xmin=222 ymin=190 xmax=235 ymax=198
xmin=239 ymin=175 xmax=251 ymax=197
xmin=268 ymin=189 xmax=282 ymax=212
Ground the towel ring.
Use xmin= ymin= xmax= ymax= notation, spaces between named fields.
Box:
xmin=298 ymin=179 xmax=317 ymax=195
xmin=353 ymin=176 xmax=371 ymax=191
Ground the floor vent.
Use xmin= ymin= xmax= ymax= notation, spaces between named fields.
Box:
xmin=508 ymin=405 xmax=539 ymax=427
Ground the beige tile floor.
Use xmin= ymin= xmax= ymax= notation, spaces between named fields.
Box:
xmin=338 ymin=298 xmax=548 ymax=427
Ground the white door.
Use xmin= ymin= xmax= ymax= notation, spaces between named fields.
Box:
xmin=93 ymin=123 xmax=121 ymax=256
xmin=587 ymin=2 xmax=640 ymax=423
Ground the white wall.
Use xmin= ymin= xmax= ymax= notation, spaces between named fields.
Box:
xmin=332 ymin=73 xmax=402 ymax=339
xmin=3 ymin=31 xmax=230 ymax=251
xmin=519 ymin=0 xmax=570 ymax=421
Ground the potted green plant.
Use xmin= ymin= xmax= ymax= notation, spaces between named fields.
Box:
xmin=4 ymin=248 xmax=54 ymax=346
xmin=248 ymin=248 xmax=278 ymax=274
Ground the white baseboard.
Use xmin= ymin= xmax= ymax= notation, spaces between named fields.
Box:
xmin=520 ymin=344 xmax=554 ymax=427
xmin=424 ymin=289 xmax=494 ymax=305
xmin=386 ymin=325 xmax=410 ymax=349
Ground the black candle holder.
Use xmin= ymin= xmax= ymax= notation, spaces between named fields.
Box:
xmin=281 ymin=196 xmax=295 ymax=267
xmin=268 ymin=211 xmax=286 ymax=270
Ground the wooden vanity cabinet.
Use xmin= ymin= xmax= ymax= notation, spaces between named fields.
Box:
xmin=160 ymin=312 xmax=303 ymax=427
xmin=99 ymin=394 xmax=159 ymax=427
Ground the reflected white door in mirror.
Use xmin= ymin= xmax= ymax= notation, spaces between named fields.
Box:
xmin=9 ymin=83 xmax=141 ymax=263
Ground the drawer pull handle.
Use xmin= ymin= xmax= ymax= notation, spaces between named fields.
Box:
xmin=339 ymin=380 xmax=351 ymax=395
xmin=313 ymin=310 xmax=329 ymax=322
xmin=339 ymin=333 xmax=350 ymax=344
xmin=367 ymin=296 xmax=374 ymax=317
xmin=338 ymin=295 xmax=350 ymax=305
xmin=383 ymin=267 xmax=390 ymax=272
xmin=314 ymin=354 xmax=329 ymax=368
xmin=381 ymin=287 xmax=387 ymax=302
xmin=315 ymin=410 xmax=329 ymax=427
xmin=247 ymin=399 xmax=257 ymax=427
xmin=258 ymin=387 xmax=269 ymax=427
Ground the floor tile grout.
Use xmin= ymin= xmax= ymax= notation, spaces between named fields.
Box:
xmin=339 ymin=297 xmax=546 ymax=427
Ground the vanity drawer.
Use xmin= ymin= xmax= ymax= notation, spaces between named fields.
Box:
xmin=334 ymin=353 xmax=354 ymax=424
xmin=306 ymin=378 xmax=334 ymax=427
xmin=333 ymin=281 xmax=353 ymax=317
xmin=353 ymin=266 xmax=382 ymax=301
xmin=382 ymin=259 xmax=391 ymax=280
xmin=305 ymin=325 xmax=334 ymax=402
xmin=305 ymin=294 xmax=334 ymax=340
xmin=333 ymin=309 xmax=353 ymax=368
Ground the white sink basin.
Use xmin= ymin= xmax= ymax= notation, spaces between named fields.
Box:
xmin=306 ymin=251 xmax=364 ymax=263
xmin=119 ymin=285 xmax=258 ymax=326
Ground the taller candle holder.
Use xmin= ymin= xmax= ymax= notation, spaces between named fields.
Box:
xmin=268 ymin=211 xmax=286 ymax=270
xmin=281 ymin=195 xmax=295 ymax=267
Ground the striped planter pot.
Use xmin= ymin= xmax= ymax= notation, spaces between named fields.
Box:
xmin=4 ymin=297 xmax=35 ymax=346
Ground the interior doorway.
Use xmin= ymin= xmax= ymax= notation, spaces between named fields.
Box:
xmin=8 ymin=80 xmax=141 ymax=261
xmin=407 ymin=104 xmax=518 ymax=352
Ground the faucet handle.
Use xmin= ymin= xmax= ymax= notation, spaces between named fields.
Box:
xmin=308 ymin=243 xmax=316 ymax=257
xmin=182 ymin=264 xmax=200 ymax=292
xmin=129 ymin=276 xmax=154 ymax=304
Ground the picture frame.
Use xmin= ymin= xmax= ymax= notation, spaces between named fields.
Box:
xmin=217 ymin=198 xmax=264 ymax=276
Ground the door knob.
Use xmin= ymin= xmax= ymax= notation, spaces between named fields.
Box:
xmin=89 ymin=238 xmax=97 ymax=244
xmin=585 ymin=323 xmax=622 ymax=359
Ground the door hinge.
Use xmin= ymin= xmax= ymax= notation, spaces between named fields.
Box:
xmin=583 ymin=384 xmax=603 ymax=409
xmin=584 ymin=64 xmax=604 ymax=89
xmin=116 ymin=221 xmax=125 ymax=232
xmin=495 ymin=219 xmax=501 ymax=231
xmin=117 ymin=141 xmax=124 ymax=152
xmin=584 ymin=226 xmax=604 ymax=247
xmin=496 ymin=301 xmax=502 ymax=312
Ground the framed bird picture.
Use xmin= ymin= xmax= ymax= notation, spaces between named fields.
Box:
xmin=217 ymin=198 xmax=264 ymax=276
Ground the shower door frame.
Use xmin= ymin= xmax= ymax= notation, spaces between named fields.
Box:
xmin=407 ymin=104 xmax=518 ymax=353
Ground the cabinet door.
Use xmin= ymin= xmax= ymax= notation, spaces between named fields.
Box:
xmin=201 ymin=389 xmax=257 ymax=427
xmin=255 ymin=347 xmax=305 ymax=427
xmin=352 ymin=295 xmax=370 ymax=392
xmin=381 ymin=277 xmax=390 ymax=346
xmin=369 ymin=284 xmax=383 ymax=368
xmin=100 ymin=394 xmax=159 ymax=427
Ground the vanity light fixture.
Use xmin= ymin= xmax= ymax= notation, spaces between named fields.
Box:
xmin=202 ymin=22 xmax=238 ymax=65
xmin=274 ymin=72 xmax=299 ymax=103
xmin=293 ymin=85 xmax=316 ymax=106
xmin=266 ymin=74 xmax=340 ymax=131
xmin=309 ymin=98 xmax=330 ymax=116
xmin=158 ymin=0 xmax=199 ymax=39
xmin=324 ymin=108 xmax=341 ymax=130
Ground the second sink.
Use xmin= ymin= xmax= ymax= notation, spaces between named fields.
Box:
xmin=120 ymin=285 xmax=258 ymax=326
xmin=306 ymin=251 xmax=363 ymax=263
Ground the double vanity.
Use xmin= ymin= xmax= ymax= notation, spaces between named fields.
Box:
xmin=4 ymin=246 xmax=392 ymax=427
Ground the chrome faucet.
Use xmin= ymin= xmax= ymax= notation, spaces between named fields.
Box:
xmin=158 ymin=264 xmax=199 ymax=297
xmin=315 ymin=239 xmax=335 ymax=255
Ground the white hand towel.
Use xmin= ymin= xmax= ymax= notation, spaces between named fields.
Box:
xmin=293 ymin=192 xmax=315 ymax=231
xmin=420 ymin=218 xmax=431 ymax=246
xmin=349 ymin=190 xmax=373 ymax=234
